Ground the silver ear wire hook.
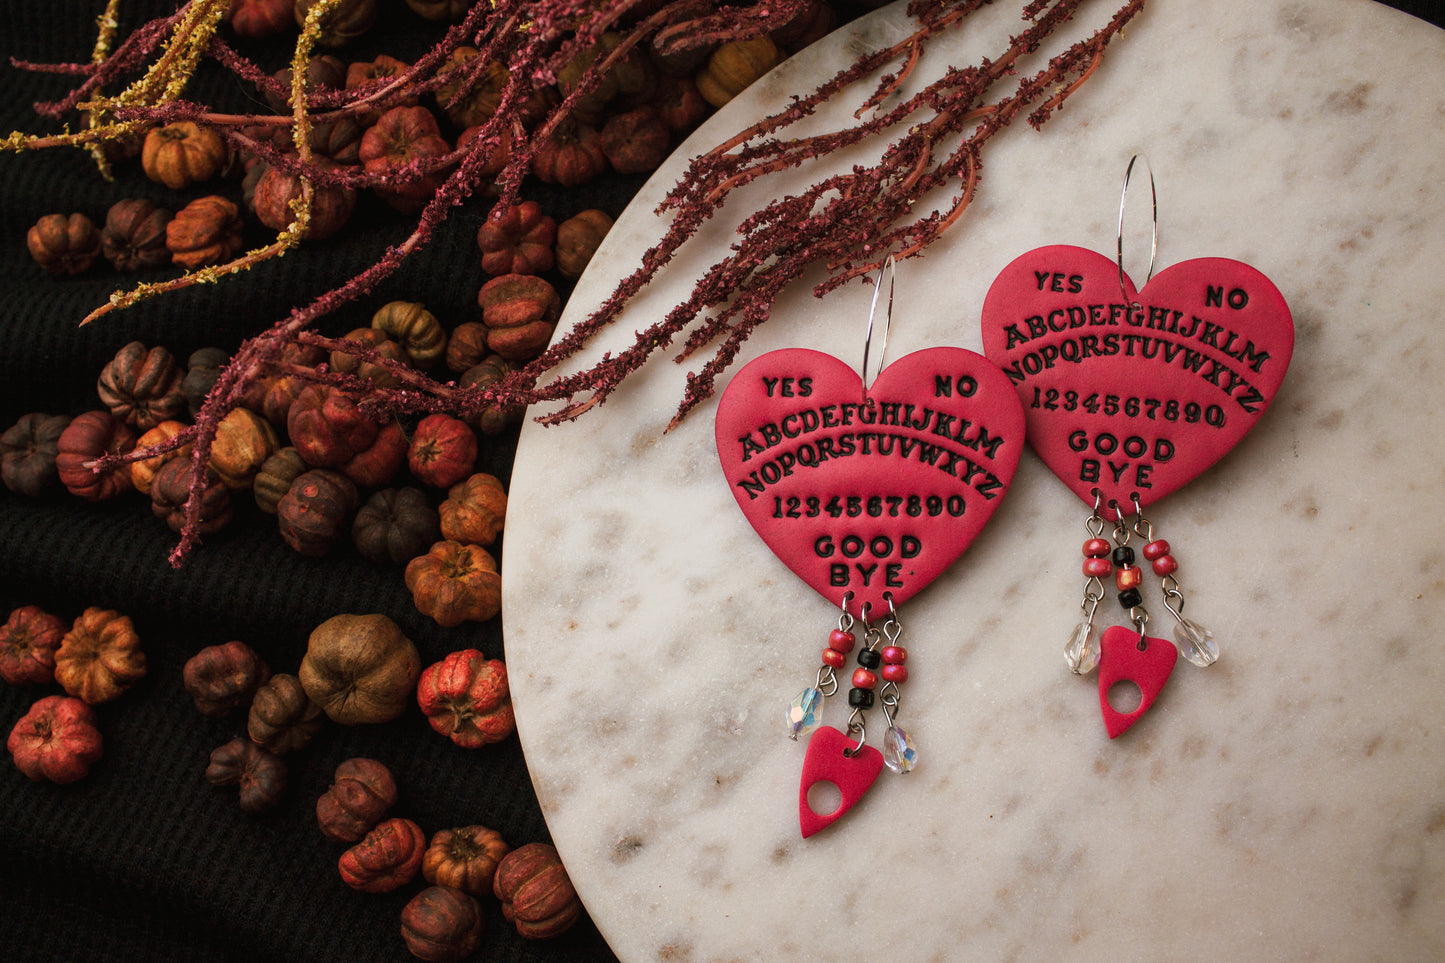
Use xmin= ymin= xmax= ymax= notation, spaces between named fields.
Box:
xmin=860 ymin=254 xmax=897 ymax=402
xmin=1117 ymin=155 xmax=1157 ymax=303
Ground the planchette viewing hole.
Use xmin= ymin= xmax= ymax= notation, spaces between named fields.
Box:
xmin=805 ymin=779 xmax=843 ymax=818
xmin=1107 ymin=679 xmax=1143 ymax=715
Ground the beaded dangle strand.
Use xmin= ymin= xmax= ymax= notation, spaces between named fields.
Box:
xmin=1066 ymin=490 xmax=1218 ymax=737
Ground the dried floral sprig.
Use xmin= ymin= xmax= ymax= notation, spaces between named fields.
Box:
xmin=10 ymin=0 xmax=1144 ymax=564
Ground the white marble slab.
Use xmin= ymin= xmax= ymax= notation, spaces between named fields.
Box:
xmin=503 ymin=1 xmax=1445 ymax=959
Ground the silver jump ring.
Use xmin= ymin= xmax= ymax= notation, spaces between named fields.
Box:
xmin=861 ymin=254 xmax=897 ymax=401
xmin=1117 ymin=155 xmax=1157 ymax=302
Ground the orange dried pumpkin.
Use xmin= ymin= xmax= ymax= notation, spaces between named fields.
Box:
xmin=54 ymin=607 xmax=146 ymax=705
xmin=405 ymin=542 xmax=501 ymax=627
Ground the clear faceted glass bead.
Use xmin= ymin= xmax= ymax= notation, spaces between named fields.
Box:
xmin=883 ymin=724 xmax=918 ymax=773
xmin=1174 ymin=617 xmax=1219 ymax=667
xmin=786 ymin=687 xmax=824 ymax=740
xmin=1064 ymin=621 xmax=1101 ymax=675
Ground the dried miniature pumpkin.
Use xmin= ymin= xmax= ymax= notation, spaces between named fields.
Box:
xmin=55 ymin=410 xmax=137 ymax=501
xmin=555 ymin=209 xmax=612 ymax=281
xmin=416 ymin=650 xmax=514 ymax=748
xmin=151 ymin=458 xmax=233 ymax=536
xmin=339 ymin=817 xmax=427 ymax=893
xmin=455 ymin=122 xmax=512 ymax=178
xmin=288 ymin=385 xmax=380 ymax=468
xmin=353 ymin=487 xmax=441 ymax=565
xmin=294 ymin=0 xmax=377 ymax=47
xmin=330 ymin=327 xmax=408 ymax=389
xmin=7 ymin=696 xmax=103 ymax=784
xmin=208 ymin=407 xmax=279 ymax=490
xmin=401 ymin=886 xmax=484 ymax=962
xmin=181 ymin=347 xmax=229 ymax=417
xmin=458 ymin=355 xmax=523 ymax=436
xmin=247 ymin=672 xmax=324 ymax=754
xmin=316 ymin=757 xmax=397 ymax=842
xmin=493 ymin=843 xmax=582 ymax=939
xmin=226 ymin=0 xmax=297 ymax=40
xmin=101 ymin=198 xmax=173 ymax=271
xmin=771 ymin=0 xmax=837 ymax=50
xmin=652 ymin=75 xmax=707 ymax=134
xmin=26 ymin=213 xmax=101 ymax=275
xmin=266 ymin=54 xmax=346 ymax=112
xmin=1 ymin=412 xmax=70 ymax=497
xmin=167 ymin=195 xmax=244 ymax=269
xmin=531 ymin=117 xmax=607 ymax=188
xmin=438 ymin=472 xmax=506 ymax=546
xmin=97 ymin=341 xmax=186 ymax=430
xmin=404 ymin=0 xmax=473 ymax=21
xmin=600 ymin=106 xmax=671 ymax=175
xmin=129 ymin=420 xmax=190 ymax=496
xmin=405 ymin=541 xmax=501 ymax=628
xmin=254 ymin=160 xmax=356 ymax=240
xmin=476 ymin=201 xmax=555 ymax=277
xmin=277 ymin=469 xmax=360 ymax=556
xmin=476 ymin=273 xmax=561 ymax=362
xmin=182 ymin=640 xmax=271 ymax=717
xmin=54 ymin=607 xmax=146 ymax=705
xmin=339 ymin=420 xmax=407 ymax=489
xmin=206 ymin=737 xmax=287 ymax=812
xmin=371 ymin=301 xmax=446 ymax=368
xmin=142 ymin=122 xmax=227 ymax=189
xmin=253 ymin=446 xmax=308 ymax=514
xmin=434 ymin=47 xmax=508 ymax=128
xmin=299 ymin=612 xmax=420 ymax=725
xmin=0 ymin=606 xmax=66 ymax=687
xmin=422 ymin=825 xmax=510 ymax=896
xmin=695 ymin=35 xmax=781 ymax=108
xmin=408 ymin=415 xmax=477 ymax=490
xmin=345 ymin=54 xmax=414 ymax=112
xmin=359 ymin=105 xmax=451 ymax=212
xmin=444 ymin=321 xmax=490 ymax=374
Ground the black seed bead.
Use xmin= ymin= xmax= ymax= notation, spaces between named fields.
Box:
xmin=1118 ymin=588 xmax=1143 ymax=609
xmin=857 ymin=648 xmax=881 ymax=669
xmin=848 ymin=688 xmax=875 ymax=709
xmin=1112 ymin=546 xmax=1135 ymax=566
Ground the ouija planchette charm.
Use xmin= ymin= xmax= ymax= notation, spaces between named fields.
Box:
xmin=716 ymin=334 xmax=1024 ymax=834
xmin=979 ymin=160 xmax=1295 ymax=738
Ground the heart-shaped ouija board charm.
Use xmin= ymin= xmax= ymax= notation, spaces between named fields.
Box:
xmin=715 ymin=347 xmax=1025 ymax=614
xmin=980 ymin=245 xmax=1294 ymax=510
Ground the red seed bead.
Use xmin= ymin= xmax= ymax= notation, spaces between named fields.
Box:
xmin=881 ymin=645 xmax=907 ymax=665
xmin=1151 ymin=554 xmax=1179 ymax=576
xmin=828 ymin=629 xmax=856 ymax=654
xmin=1142 ymin=539 xmax=1171 ymax=561
xmin=1083 ymin=556 xmax=1113 ymax=578
xmin=821 ymin=647 xmax=846 ymax=669
xmin=851 ymin=667 xmax=878 ymax=690
xmin=1083 ymin=538 xmax=1111 ymax=558
xmin=881 ymin=664 xmax=908 ymax=684
xmin=1116 ymin=565 xmax=1143 ymax=591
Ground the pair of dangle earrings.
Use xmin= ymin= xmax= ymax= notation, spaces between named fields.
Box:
xmin=717 ymin=156 xmax=1295 ymax=836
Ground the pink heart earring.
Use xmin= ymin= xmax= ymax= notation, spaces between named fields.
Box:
xmin=980 ymin=157 xmax=1295 ymax=737
xmin=716 ymin=258 xmax=1026 ymax=836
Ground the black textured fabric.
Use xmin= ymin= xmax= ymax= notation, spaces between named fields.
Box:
xmin=1 ymin=3 xmax=1439 ymax=962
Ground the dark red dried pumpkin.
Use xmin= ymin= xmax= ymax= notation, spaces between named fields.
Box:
xmin=401 ymin=886 xmax=484 ymax=962
xmin=476 ymin=202 xmax=555 ymax=277
xmin=206 ymin=737 xmax=287 ymax=812
xmin=316 ymin=757 xmax=398 ymax=842
xmin=493 ymin=843 xmax=582 ymax=939
xmin=338 ymin=817 xmax=426 ymax=893
xmin=55 ymin=410 xmax=137 ymax=501
xmin=8 ymin=696 xmax=103 ymax=784
xmin=182 ymin=640 xmax=271 ymax=717
xmin=277 ymin=469 xmax=360 ymax=556
xmin=287 ymin=385 xmax=380 ymax=468
xmin=407 ymin=415 xmax=476 ymax=490
xmin=150 ymin=458 xmax=233 ymax=536
xmin=0 ymin=606 xmax=66 ymax=687
xmin=101 ymin=198 xmax=173 ymax=271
